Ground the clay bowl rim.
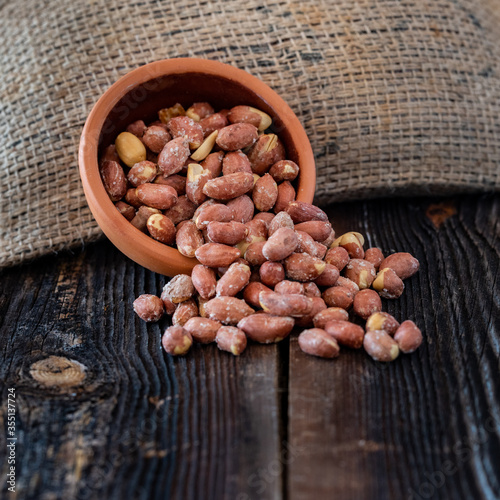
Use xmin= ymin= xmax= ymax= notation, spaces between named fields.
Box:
xmin=78 ymin=58 xmax=316 ymax=277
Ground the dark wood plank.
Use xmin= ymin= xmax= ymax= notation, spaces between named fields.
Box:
xmin=288 ymin=194 xmax=500 ymax=500
xmin=0 ymin=240 xmax=285 ymax=500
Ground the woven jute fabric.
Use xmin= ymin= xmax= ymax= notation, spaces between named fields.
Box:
xmin=1 ymin=0 xmax=499 ymax=268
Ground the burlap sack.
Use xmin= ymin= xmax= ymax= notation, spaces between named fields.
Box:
xmin=1 ymin=0 xmax=499 ymax=268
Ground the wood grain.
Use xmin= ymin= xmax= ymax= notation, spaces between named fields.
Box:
xmin=0 ymin=194 xmax=499 ymax=500
xmin=288 ymin=195 xmax=500 ymax=500
xmin=0 ymin=242 xmax=284 ymax=500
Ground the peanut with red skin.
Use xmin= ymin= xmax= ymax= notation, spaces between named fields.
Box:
xmin=136 ymin=184 xmax=178 ymax=210
xmin=131 ymin=206 xmax=161 ymax=232
xmin=268 ymin=211 xmax=294 ymax=236
xmin=314 ymin=263 xmax=340 ymax=287
xmin=259 ymin=291 xmax=313 ymax=318
xmin=172 ymin=298 xmax=199 ymax=327
xmin=244 ymin=241 xmax=267 ymax=267
xmin=127 ymin=161 xmax=157 ymax=187
xmin=259 ymin=261 xmax=285 ymax=287
xmin=163 ymin=195 xmax=196 ymax=225
xmin=372 ymin=268 xmax=405 ymax=299
xmin=216 ymin=123 xmax=259 ymax=151
xmin=183 ymin=317 xmax=221 ymax=344
xmin=246 ymin=134 xmax=286 ymax=175
xmin=243 ymin=282 xmax=273 ymax=308
xmin=126 ymin=119 xmax=146 ymax=137
xmin=154 ymin=173 xmax=186 ymax=195
xmin=237 ymin=314 xmax=294 ymax=343
xmin=176 ymin=220 xmax=204 ymax=258
xmin=364 ymin=247 xmax=384 ymax=269
xmin=133 ymin=294 xmax=164 ymax=322
xmin=201 ymin=151 xmax=224 ymax=177
xmin=274 ymin=280 xmax=305 ymax=295
xmin=324 ymin=247 xmax=350 ymax=271
xmin=322 ymin=286 xmax=355 ymax=310
xmin=115 ymin=201 xmax=135 ymax=221
xmin=195 ymin=243 xmax=241 ymax=268
xmin=163 ymin=274 xmax=195 ymax=303
xmin=285 ymin=201 xmax=328 ymax=223
xmin=200 ymin=112 xmax=229 ymax=137
xmin=294 ymin=297 xmax=327 ymax=328
xmin=394 ymin=320 xmax=423 ymax=353
xmin=146 ymin=213 xmax=176 ymax=245
xmin=294 ymin=221 xmax=333 ymax=242
xmin=365 ymin=312 xmax=400 ymax=335
xmin=158 ymin=137 xmax=190 ymax=177
xmin=269 ymin=160 xmax=299 ymax=182
xmin=222 ymin=151 xmax=252 ymax=175
xmin=162 ymin=325 xmax=193 ymax=356
xmin=303 ymin=282 xmax=321 ymax=298
xmin=191 ymin=265 xmax=217 ymax=299
xmin=263 ymin=227 xmax=298 ymax=262
xmin=227 ymin=195 xmax=255 ymax=224
xmin=313 ymin=307 xmax=349 ymax=329
xmin=284 ymin=253 xmax=326 ymax=282
xmin=142 ymin=125 xmax=171 ymax=153
xmin=379 ymin=252 xmax=420 ymax=280
xmin=363 ymin=330 xmax=400 ymax=362
xmin=100 ymin=160 xmax=127 ymax=202
xmin=332 ymin=232 xmax=365 ymax=259
xmin=207 ymin=221 xmax=247 ymax=245
xmin=298 ymin=328 xmax=340 ymax=359
xmin=216 ymin=326 xmax=247 ymax=355
xmin=274 ymin=181 xmax=296 ymax=213
xmin=352 ymin=289 xmax=382 ymax=320
xmin=205 ymin=297 xmax=255 ymax=325
xmin=216 ymin=261 xmax=252 ymax=297
xmin=203 ymin=172 xmax=254 ymax=200
xmin=167 ymin=116 xmax=204 ymax=149
xmin=253 ymin=173 xmax=278 ymax=212
xmin=324 ymin=320 xmax=365 ymax=349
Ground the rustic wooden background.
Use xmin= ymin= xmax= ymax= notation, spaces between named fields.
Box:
xmin=1 ymin=194 xmax=499 ymax=500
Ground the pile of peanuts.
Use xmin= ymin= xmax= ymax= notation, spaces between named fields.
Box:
xmin=100 ymin=101 xmax=423 ymax=361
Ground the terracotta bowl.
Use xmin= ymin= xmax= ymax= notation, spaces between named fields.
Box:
xmin=79 ymin=58 xmax=316 ymax=276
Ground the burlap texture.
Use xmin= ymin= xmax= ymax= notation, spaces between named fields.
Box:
xmin=1 ymin=0 xmax=499 ymax=268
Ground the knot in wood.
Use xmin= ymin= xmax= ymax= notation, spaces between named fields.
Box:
xmin=29 ymin=356 xmax=86 ymax=389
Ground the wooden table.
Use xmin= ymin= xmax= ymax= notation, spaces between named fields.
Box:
xmin=1 ymin=194 xmax=499 ymax=500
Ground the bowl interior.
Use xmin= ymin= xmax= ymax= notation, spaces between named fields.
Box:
xmin=81 ymin=59 xmax=315 ymax=277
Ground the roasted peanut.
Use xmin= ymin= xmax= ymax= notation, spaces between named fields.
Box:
xmin=364 ymin=247 xmax=384 ymax=269
xmin=274 ymin=280 xmax=305 ymax=295
xmin=158 ymin=137 xmax=190 ymax=177
xmin=131 ymin=206 xmax=161 ymax=232
xmin=216 ymin=261 xmax=251 ymax=297
xmin=186 ymin=102 xmax=214 ymax=122
xmin=227 ymin=195 xmax=255 ymax=224
xmin=167 ymin=116 xmax=204 ymax=149
xmin=363 ymin=330 xmax=400 ymax=362
xmin=268 ymin=211 xmax=294 ymax=236
xmin=115 ymin=131 xmax=147 ymax=167
xmin=352 ymin=289 xmax=382 ymax=320
xmin=162 ymin=325 xmax=193 ymax=356
xmin=314 ymin=263 xmax=340 ymax=287
xmin=164 ymin=195 xmax=197 ymax=225
xmin=285 ymin=201 xmax=328 ymax=223
xmin=222 ymin=150 xmax=252 ymax=175
xmin=262 ymin=227 xmax=298 ymax=261
xmin=100 ymin=160 xmax=127 ymax=201
xmin=136 ymin=183 xmax=178 ymax=210
xmin=324 ymin=247 xmax=350 ymax=271
xmin=216 ymin=123 xmax=259 ymax=151
xmin=365 ymin=312 xmax=400 ymax=335
xmin=126 ymin=119 xmax=146 ymax=137
xmin=379 ymin=252 xmax=420 ymax=280
xmin=372 ymin=268 xmax=404 ymax=299
xmin=190 ymin=265 xmax=217 ymax=299
xmin=133 ymin=294 xmax=164 ymax=322
xmin=243 ymin=282 xmax=273 ymax=308
xmin=294 ymin=221 xmax=333 ymax=242
xmin=244 ymin=241 xmax=267 ymax=267
xmin=176 ymin=220 xmax=204 ymax=258
xmin=216 ymin=326 xmax=247 ymax=355
xmin=228 ymin=105 xmax=272 ymax=131
xmin=237 ymin=314 xmax=294 ymax=343
xmin=313 ymin=307 xmax=349 ymax=329
xmin=269 ymin=160 xmax=299 ymax=182
xmin=163 ymin=274 xmax=195 ymax=303
xmin=284 ymin=253 xmax=326 ymax=282
xmin=142 ymin=125 xmax=171 ymax=153
xmin=195 ymin=243 xmax=241 ymax=268
xmin=253 ymin=173 xmax=278 ymax=212
xmin=172 ymin=298 xmax=199 ymax=326
xmin=246 ymin=134 xmax=286 ymax=174
xmin=394 ymin=320 xmax=423 ymax=353
xmin=344 ymin=259 xmax=376 ymax=289
xmin=303 ymin=282 xmax=321 ymax=298
xmin=322 ymin=286 xmax=355 ymax=310
xmin=298 ymin=328 xmax=340 ymax=359
xmin=259 ymin=291 xmax=313 ymax=317
xmin=205 ymin=297 xmax=255 ymax=325
xmin=259 ymin=261 xmax=285 ymax=287
xmin=115 ymin=201 xmax=135 ymax=221
xmin=203 ymin=172 xmax=254 ymax=200
xmin=332 ymin=232 xmax=364 ymax=259
xmin=146 ymin=213 xmax=176 ymax=245
xmin=183 ymin=317 xmax=221 ymax=344
xmin=127 ymin=161 xmax=157 ymax=187
xmin=324 ymin=320 xmax=364 ymax=349
xmin=274 ymin=181 xmax=296 ymax=213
